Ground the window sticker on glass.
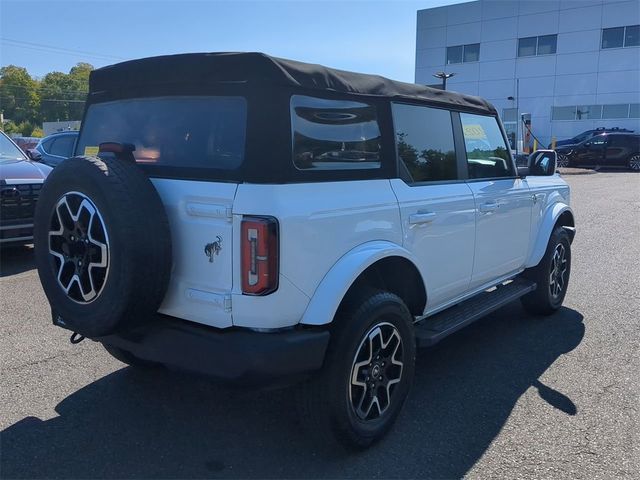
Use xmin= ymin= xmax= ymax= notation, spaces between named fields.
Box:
xmin=462 ymin=124 xmax=487 ymax=140
xmin=84 ymin=146 xmax=99 ymax=156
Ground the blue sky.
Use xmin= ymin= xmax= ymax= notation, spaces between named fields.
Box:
xmin=1 ymin=0 xmax=463 ymax=82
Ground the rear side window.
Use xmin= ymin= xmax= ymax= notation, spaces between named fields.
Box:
xmin=392 ymin=103 xmax=457 ymax=183
xmin=77 ymin=96 xmax=246 ymax=169
xmin=49 ymin=135 xmax=76 ymax=157
xmin=460 ymin=113 xmax=513 ymax=179
xmin=291 ymin=95 xmax=382 ymax=170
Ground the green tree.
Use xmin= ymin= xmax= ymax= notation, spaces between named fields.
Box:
xmin=0 ymin=65 xmax=40 ymax=124
xmin=39 ymin=63 xmax=92 ymax=122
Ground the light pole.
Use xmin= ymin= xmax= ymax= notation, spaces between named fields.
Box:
xmin=433 ymin=71 xmax=456 ymax=90
xmin=507 ymin=78 xmax=520 ymax=154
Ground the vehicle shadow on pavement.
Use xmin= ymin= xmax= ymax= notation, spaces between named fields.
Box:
xmin=0 ymin=245 xmax=35 ymax=278
xmin=1 ymin=304 xmax=584 ymax=479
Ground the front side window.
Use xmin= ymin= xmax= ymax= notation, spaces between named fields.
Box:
xmin=392 ymin=103 xmax=457 ymax=183
xmin=460 ymin=113 xmax=512 ymax=179
xmin=291 ymin=95 xmax=382 ymax=171
xmin=77 ymin=96 xmax=247 ymax=170
xmin=588 ymin=135 xmax=607 ymax=147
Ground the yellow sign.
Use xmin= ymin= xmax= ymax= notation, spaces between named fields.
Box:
xmin=463 ymin=124 xmax=486 ymax=140
xmin=84 ymin=146 xmax=99 ymax=156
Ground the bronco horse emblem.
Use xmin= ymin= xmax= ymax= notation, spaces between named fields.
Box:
xmin=204 ymin=236 xmax=223 ymax=263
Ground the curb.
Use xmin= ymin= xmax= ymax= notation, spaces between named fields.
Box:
xmin=558 ymin=168 xmax=597 ymax=176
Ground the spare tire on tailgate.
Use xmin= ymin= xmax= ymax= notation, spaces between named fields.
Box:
xmin=34 ymin=156 xmax=172 ymax=338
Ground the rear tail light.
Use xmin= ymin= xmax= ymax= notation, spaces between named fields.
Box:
xmin=241 ymin=216 xmax=279 ymax=295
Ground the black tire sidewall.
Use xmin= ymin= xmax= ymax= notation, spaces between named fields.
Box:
xmin=325 ymin=292 xmax=416 ymax=446
xmin=34 ymin=157 xmax=171 ymax=337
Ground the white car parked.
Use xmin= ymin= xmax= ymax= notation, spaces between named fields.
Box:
xmin=34 ymin=53 xmax=575 ymax=449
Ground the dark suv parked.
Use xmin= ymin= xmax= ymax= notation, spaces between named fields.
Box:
xmin=555 ymin=133 xmax=640 ymax=170
xmin=552 ymin=127 xmax=634 ymax=148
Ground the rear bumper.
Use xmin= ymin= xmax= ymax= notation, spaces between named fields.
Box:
xmin=97 ymin=315 xmax=330 ymax=385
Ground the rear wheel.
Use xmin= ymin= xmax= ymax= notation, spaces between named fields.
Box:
xmin=298 ymin=290 xmax=415 ymax=449
xmin=628 ymin=153 xmax=640 ymax=171
xmin=521 ymin=226 xmax=571 ymax=315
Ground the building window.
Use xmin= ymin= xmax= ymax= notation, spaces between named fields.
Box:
xmin=576 ymin=105 xmax=602 ymax=120
xmin=518 ymin=35 xmax=557 ymax=57
xmin=602 ymin=25 xmax=640 ymax=48
xmin=463 ymin=43 xmax=480 ymax=62
xmin=625 ymin=25 xmax=640 ymax=47
xmin=602 ymin=104 xmax=629 ymax=119
xmin=447 ymin=43 xmax=480 ymax=64
xmin=552 ymin=103 xmax=639 ymax=120
xmin=502 ymin=108 xmax=518 ymax=122
xmin=551 ymin=106 xmax=577 ymax=121
xmin=537 ymin=35 xmax=557 ymax=55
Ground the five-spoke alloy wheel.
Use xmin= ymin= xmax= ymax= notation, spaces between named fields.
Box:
xmin=548 ymin=243 xmax=568 ymax=300
xmin=349 ymin=322 xmax=404 ymax=421
xmin=48 ymin=192 xmax=109 ymax=304
xmin=298 ymin=290 xmax=415 ymax=449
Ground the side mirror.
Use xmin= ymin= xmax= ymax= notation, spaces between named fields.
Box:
xmin=528 ymin=149 xmax=557 ymax=176
xmin=517 ymin=166 xmax=530 ymax=177
xmin=28 ymin=150 xmax=42 ymax=161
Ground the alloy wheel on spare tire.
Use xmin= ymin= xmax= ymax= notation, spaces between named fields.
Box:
xmin=34 ymin=156 xmax=172 ymax=338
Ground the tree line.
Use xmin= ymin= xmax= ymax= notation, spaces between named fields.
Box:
xmin=0 ymin=62 xmax=93 ymax=137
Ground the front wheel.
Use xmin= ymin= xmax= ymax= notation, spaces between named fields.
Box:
xmin=521 ymin=226 xmax=571 ymax=315
xmin=298 ymin=290 xmax=416 ymax=449
xmin=628 ymin=153 xmax=640 ymax=172
xmin=557 ymin=154 xmax=570 ymax=168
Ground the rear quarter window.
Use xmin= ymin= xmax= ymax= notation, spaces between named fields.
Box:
xmin=290 ymin=95 xmax=382 ymax=171
xmin=76 ymin=96 xmax=247 ymax=170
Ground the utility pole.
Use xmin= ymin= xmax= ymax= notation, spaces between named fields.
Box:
xmin=433 ymin=71 xmax=456 ymax=90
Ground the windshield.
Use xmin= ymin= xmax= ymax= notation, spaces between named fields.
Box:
xmin=0 ymin=133 xmax=28 ymax=162
xmin=77 ymin=96 xmax=247 ymax=170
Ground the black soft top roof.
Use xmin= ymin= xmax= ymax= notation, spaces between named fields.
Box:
xmin=89 ymin=52 xmax=496 ymax=115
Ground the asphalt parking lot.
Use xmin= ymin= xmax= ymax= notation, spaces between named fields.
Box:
xmin=1 ymin=171 xmax=639 ymax=479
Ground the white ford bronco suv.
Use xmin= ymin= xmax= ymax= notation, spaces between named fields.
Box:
xmin=34 ymin=53 xmax=575 ymax=449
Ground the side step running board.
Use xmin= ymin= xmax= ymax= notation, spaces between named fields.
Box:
xmin=415 ymin=278 xmax=537 ymax=347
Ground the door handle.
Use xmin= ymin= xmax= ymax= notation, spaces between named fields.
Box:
xmin=479 ymin=202 xmax=500 ymax=213
xmin=409 ymin=211 xmax=437 ymax=225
